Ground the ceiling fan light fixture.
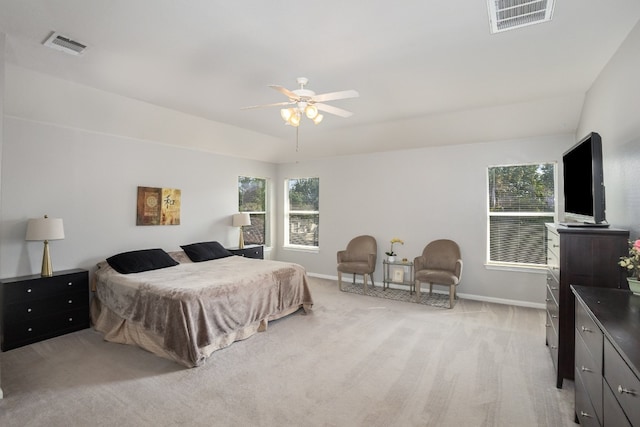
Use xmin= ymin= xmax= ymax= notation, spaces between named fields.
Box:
xmin=281 ymin=108 xmax=292 ymax=121
xmin=313 ymin=114 xmax=324 ymax=125
xmin=288 ymin=112 xmax=301 ymax=127
xmin=305 ymin=104 xmax=318 ymax=119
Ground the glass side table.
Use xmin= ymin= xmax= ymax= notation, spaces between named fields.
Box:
xmin=382 ymin=259 xmax=415 ymax=293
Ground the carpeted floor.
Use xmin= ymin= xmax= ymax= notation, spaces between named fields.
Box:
xmin=341 ymin=282 xmax=452 ymax=308
xmin=0 ymin=277 xmax=575 ymax=426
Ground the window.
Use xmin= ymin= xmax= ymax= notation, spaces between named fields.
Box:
xmin=285 ymin=177 xmax=319 ymax=249
xmin=487 ymin=163 xmax=556 ymax=266
xmin=238 ymin=176 xmax=268 ymax=246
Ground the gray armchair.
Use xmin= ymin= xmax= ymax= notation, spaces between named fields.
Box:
xmin=337 ymin=235 xmax=377 ymax=292
xmin=414 ymin=239 xmax=463 ymax=308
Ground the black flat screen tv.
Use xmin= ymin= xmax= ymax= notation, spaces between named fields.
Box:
xmin=561 ymin=132 xmax=607 ymax=226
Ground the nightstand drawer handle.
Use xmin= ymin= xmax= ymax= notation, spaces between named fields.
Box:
xmin=68 ymin=317 xmax=73 ymax=322
xmin=581 ymin=326 xmax=593 ymax=333
xmin=618 ymin=385 xmax=636 ymax=395
xmin=581 ymin=366 xmax=592 ymax=373
xmin=67 ymin=282 xmax=73 ymax=286
xmin=27 ymin=288 xmax=32 ymax=293
xmin=27 ymin=308 xmax=32 ymax=313
xmin=68 ymin=299 xmax=73 ymax=304
xmin=27 ymin=327 xmax=33 ymax=332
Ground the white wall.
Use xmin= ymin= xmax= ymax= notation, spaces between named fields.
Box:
xmin=275 ymin=134 xmax=572 ymax=306
xmin=577 ymin=20 xmax=640 ymax=236
xmin=0 ymin=70 xmax=277 ymax=278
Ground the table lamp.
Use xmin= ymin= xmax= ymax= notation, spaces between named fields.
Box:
xmin=232 ymin=213 xmax=251 ymax=249
xmin=26 ymin=215 xmax=65 ymax=277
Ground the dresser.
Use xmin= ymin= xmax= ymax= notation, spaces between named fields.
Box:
xmin=545 ymin=224 xmax=628 ymax=388
xmin=572 ymin=286 xmax=640 ymax=426
xmin=0 ymin=269 xmax=89 ymax=351
xmin=227 ymin=245 xmax=264 ymax=260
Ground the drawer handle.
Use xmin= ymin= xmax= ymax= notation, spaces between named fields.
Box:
xmin=580 ymin=366 xmax=592 ymax=373
xmin=581 ymin=326 xmax=593 ymax=333
xmin=27 ymin=288 xmax=32 ymax=293
xmin=68 ymin=317 xmax=73 ymax=322
xmin=579 ymin=411 xmax=592 ymax=418
xmin=27 ymin=327 xmax=33 ymax=332
xmin=618 ymin=385 xmax=636 ymax=395
xmin=68 ymin=299 xmax=73 ymax=304
xmin=27 ymin=308 xmax=32 ymax=312
xmin=67 ymin=282 xmax=73 ymax=286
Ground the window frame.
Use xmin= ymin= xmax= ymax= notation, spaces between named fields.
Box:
xmin=283 ymin=177 xmax=320 ymax=252
xmin=238 ymin=176 xmax=269 ymax=248
xmin=486 ymin=162 xmax=557 ymax=271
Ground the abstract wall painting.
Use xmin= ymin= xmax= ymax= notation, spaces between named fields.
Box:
xmin=136 ymin=186 xmax=181 ymax=225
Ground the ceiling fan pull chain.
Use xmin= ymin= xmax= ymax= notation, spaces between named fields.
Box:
xmin=296 ymin=126 xmax=299 ymax=152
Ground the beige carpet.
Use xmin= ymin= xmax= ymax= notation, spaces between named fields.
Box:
xmin=0 ymin=277 xmax=575 ymax=427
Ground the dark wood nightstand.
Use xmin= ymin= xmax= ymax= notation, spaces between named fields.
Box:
xmin=227 ymin=245 xmax=264 ymax=260
xmin=0 ymin=268 xmax=90 ymax=351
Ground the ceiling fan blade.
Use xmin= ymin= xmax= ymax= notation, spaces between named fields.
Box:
xmin=269 ymin=85 xmax=300 ymax=100
xmin=312 ymin=89 xmax=359 ymax=103
xmin=241 ymin=101 xmax=294 ymax=110
xmin=315 ymin=103 xmax=354 ymax=118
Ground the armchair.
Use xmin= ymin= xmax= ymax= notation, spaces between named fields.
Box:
xmin=337 ymin=235 xmax=377 ymax=292
xmin=414 ymin=239 xmax=463 ymax=308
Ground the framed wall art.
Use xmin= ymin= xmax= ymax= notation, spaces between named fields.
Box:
xmin=136 ymin=186 xmax=181 ymax=225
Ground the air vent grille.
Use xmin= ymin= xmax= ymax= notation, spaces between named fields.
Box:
xmin=487 ymin=0 xmax=555 ymax=34
xmin=43 ymin=32 xmax=87 ymax=55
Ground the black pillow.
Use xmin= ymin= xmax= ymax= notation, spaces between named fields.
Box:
xmin=106 ymin=248 xmax=179 ymax=274
xmin=180 ymin=241 xmax=233 ymax=262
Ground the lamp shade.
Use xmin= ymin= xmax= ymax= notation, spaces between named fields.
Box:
xmin=232 ymin=213 xmax=251 ymax=227
xmin=26 ymin=216 xmax=65 ymax=241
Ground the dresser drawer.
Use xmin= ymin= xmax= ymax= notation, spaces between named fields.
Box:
xmin=3 ymin=271 xmax=88 ymax=304
xmin=4 ymin=291 xmax=88 ymax=324
xmin=575 ymin=329 xmax=602 ymax=423
xmin=546 ymin=310 xmax=559 ymax=370
xmin=3 ymin=307 xmax=89 ymax=350
xmin=604 ymin=380 xmax=632 ymax=427
xmin=575 ymin=366 xmax=602 ymax=427
xmin=575 ymin=300 xmax=603 ymax=368
xmin=546 ymin=273 xmax=560 ymax=305
xmin=604 ymin=337 xmax=640 ymax=426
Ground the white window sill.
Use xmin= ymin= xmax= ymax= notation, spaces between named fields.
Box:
xmin=485 ymin=263 xmax=548 ymax=274
xmin=282 ymin=245 xmax=319 ymax=254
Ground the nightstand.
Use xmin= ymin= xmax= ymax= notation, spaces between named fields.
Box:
xmin=227 ymin=245 xmax=264 ymax=259
xmin=0 ymin=268 xmax=89 ymax=351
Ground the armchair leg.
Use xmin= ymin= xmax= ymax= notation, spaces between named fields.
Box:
xmin=338 ymin=271 xmax=343 ymax=291
xmin=363 ymin=274 xmax=368 ymax=293
xmin=429 ymin=283 xmax=433 ymax=295
xmin=415 ymin=280 xmax=421 ymax=302
xmin=449 ymin=285 xmax=455 ymax=309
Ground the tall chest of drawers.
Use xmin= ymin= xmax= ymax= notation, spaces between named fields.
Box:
xmin=0 ymin=269 xmax=89 ymax=351
xmin=545 ymin=224 xmax=628 ymax=388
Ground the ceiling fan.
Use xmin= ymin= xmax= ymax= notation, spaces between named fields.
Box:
xmin=242 ymin=77 xmax=359 ymax=126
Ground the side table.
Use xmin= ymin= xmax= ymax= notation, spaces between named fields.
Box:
xmin=383 ymin=260 xmax=415 ymax=293
xmin=227 ymin=245 xmax=264 ymax=259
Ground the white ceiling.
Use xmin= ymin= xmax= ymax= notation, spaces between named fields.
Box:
xmin=1 ymin=1 xmax=640 ymax=163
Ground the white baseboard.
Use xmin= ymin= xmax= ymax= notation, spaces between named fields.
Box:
xmin=307 ymin=272 xmax=545 ymax=310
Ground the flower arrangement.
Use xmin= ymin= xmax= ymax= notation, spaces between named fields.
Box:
xmin=619 ymin=239 xmax=640 ymax=279
xmin=385 ymin=237 xmax=404 ymax=256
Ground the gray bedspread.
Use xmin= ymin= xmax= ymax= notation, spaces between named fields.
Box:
xmin=92 ymin=255 xmax=313 ymax=367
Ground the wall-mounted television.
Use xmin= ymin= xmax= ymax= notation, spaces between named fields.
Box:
xmin=561 ymin=132 xmax=608 ymax=227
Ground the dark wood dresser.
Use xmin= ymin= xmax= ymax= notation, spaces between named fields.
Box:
xmin=227 ymin=245 xmax=264 ymax=259
xmin=545 ymin=224 xmax=629 ymax=388
xmin=0 ymin=268 xmax=89 ymax=351
xmin=572 ymin=285 xmax=640 ymax=426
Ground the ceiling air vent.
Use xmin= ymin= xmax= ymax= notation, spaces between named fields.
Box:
xmin=487 ymin=0 xmax=555 ymax=34
xmin=43 ymin=32 xmax=87 ymax=55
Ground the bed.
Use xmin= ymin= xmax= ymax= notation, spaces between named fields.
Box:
xmin=90 ymin=245 xmax=313 ymax=367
